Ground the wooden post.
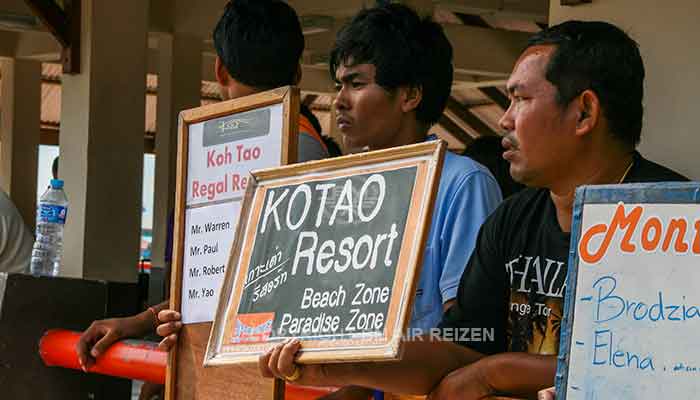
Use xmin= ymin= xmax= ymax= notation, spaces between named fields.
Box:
xmin=59 ymin=0 xmax=148 ymax=281
xmin=0 ymin=58 xmax=41 ymax=230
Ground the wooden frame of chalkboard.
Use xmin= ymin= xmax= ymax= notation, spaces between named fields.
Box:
xmin=204 ymin=140 xmax=446 ymax=366
xmin=556 ymin=182 xmax=700 ymax=400
xmin=165 ymin=87 xmax=299 ymax=400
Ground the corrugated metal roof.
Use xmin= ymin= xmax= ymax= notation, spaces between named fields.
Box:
xmin=24 ymin=65 xmax=222 ymax=134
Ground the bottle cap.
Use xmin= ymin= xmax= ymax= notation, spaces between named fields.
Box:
xmin=50 ymin=179 xmax=64 ymax=189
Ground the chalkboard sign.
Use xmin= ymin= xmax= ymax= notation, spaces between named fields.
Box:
xmin=557 ymin=182 xmax=700 ymax=399
xmin=205 ymin=141 xmax=445 ymax=365
xmin=166 ymin=87 xmax=298 ymax=400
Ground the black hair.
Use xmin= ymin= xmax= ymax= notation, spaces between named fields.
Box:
xmin=52 ymin=156 xmax=59 ymax=179
xmin=463 ymin=136 xmax=524 ymax=199
xmin=329 ymin=3 xmax=453 ymax=126
xmin=527 ymin=20 xmax=645 ymax=147
xmin=213 ymin=0 xmax=304 ymax=89
xmin=321 ymin=136 xmax=343 ymax=158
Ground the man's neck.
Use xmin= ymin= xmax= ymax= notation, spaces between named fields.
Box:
xmin=550 ymin=149 xmax=635 ymax=233
xmin=370 ymin=118 xmax=428 ymax=151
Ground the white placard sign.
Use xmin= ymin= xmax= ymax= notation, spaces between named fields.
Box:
xmin=176 ymin=92 xmax=295 ymax=324
xmin=557 ymin=183 xmax=700 ymax=399
xmin=181 ymin=201 xmax=241 ymax=323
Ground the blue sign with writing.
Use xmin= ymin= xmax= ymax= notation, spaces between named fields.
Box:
xmin=557 ymin=182 xmax=700 ymax=399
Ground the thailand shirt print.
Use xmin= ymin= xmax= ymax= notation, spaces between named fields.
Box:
xmin=505 ymin=253 xmax=567 ymax=355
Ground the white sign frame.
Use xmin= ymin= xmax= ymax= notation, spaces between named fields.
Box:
xmin=557 ymin=182 xmax=700 ymax=400
xmin=166 ymin=86 xmax=299 ymax=400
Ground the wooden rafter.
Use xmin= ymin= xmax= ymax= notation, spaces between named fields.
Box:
xmin=444 ymin=96 xmax=498 ymax=137
xmin=24 ymin=0 xmax=69 ymax=46
xmin=561 ymin=0 xmax=592 ymax=5
xmin=454 ymin=13 xmax=491 ymax=29
xmin=24 ymin=0 xmax=80 ymax=73
xmin=438 ymin=115 xmax=474 ymax=148
xmin=479 ymin=87 xmax=510 ymax=111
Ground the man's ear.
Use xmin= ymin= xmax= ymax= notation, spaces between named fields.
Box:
xmin=574 ymin=89 xmax=600 ymax=137
xmin=401 ymin=85 xmax=423 ymax=113
xmin=214 ymin=56 xmax=231 ymax=87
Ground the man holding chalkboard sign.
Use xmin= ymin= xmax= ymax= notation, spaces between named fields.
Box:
xmin=150 ymin=3 xmax=501 ymax=398
xmin=258 ymin=3 xmax=502 ymax=398
xmin=75 ymin=0 xmax=329 ymax=389
xmin=260 ymin=19 xmax=689 ymax=400
xmin=328 ymin=3 xmax=502 ymax=333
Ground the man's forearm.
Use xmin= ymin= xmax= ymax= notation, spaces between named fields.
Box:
xmin=481 ymin=353 xmax=557 ymax=398
xmin=304 ymin=338 xmax=485 ymax=395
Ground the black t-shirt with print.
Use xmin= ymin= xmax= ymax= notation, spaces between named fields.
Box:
xmin=439 ymin=152 xmax=688 ymax=355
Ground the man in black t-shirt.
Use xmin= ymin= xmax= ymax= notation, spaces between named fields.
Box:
xmin=431 ymin=21 xmax=687 ymax=398
xmin=259 ymin=20 xmax=689 ymax=399
xmin=440 ymin=152 xmax=687 ymax=357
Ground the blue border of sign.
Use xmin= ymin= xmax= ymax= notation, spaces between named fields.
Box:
xmin=555 ymin=182 xmax=700 ymax=400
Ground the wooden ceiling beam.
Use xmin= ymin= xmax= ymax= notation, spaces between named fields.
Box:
xmin=445 ymin=23 xmax=530 ymax=77
xmin=561 ymin=0 xmax=592 ymax=5
xmin=444 ymin=96 xmax=497 ymax=137
xmin=23 ymin=0 xmax=67 ymax=46
xmin=437 ymin=0 xmax=549 ymax=24
xmin=479 ymin=86 xmax=510 ymax=111
xmin=23 ymin=0 xmax=79 ymax=73
xmin=438 ymin=114 xmax=474 ymax=147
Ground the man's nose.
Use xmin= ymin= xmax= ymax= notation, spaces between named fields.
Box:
xmin=333 ymin=86 xmax=350 ymax=111
xmin=498 ymin=101 xmax=515 ymax=132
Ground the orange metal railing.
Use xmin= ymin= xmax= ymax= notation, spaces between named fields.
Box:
xmin=39 ymin=329 xmax=338 ymax=399
xmin=39 ymin=329 xmax=166 ymax=383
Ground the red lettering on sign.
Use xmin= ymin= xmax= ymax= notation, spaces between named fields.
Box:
xmin=579 ymin=203 xmax=700 ymax=263
xmin=237 ymin=144 xmax=261 ymax=162
xmin=231 ymin=174 xmax=248 ymax=191
xmin=579 ymin=204 xmax=642 ymax=264
xmin=207 ymin=146 xmax=233 ymax=168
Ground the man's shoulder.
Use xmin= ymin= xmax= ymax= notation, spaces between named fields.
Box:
xmin=483 ymin=187 xmax=549 ymax=229
xmin=498 ymin=186 xmax=548 ymax=212
xmin=628 ymin=152 xmax=690 ymax=183
xmin=441 ymin=151 xmax=497 ymax=186
xmin=0 ymin=190 xmax=19 ymax=214
xmin=296 ymin=113 xmax=329 ymax=162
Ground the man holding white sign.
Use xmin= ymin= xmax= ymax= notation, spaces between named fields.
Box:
xmin=75 ymin=0 xmax=329 ymax=385
xmin=161 ymin=0 xmax=501 ymax=343
xmin=156 ymin=2 xmax=502 ymax=399
xmin=260 ymin=17 xmax=689 ymax=400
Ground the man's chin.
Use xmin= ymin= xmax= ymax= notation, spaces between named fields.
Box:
xmin=511 ymin=170 xmax=542 ymax=189
xmin=342 ymin=135 xmax=369 ymax=152
xmin=509 ymin=165 xmax=529 ymax=185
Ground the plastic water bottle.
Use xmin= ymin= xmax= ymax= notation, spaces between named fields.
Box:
xmin=30 ymin=179 xmax=69 ymax=277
